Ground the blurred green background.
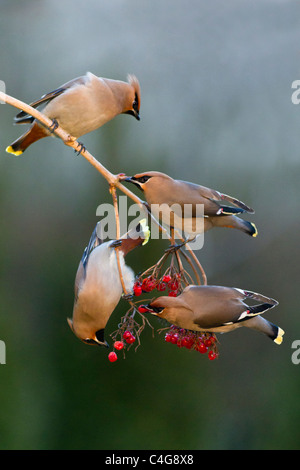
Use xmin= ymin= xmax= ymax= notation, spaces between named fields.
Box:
xmin=0 ymin=0 xmax=299 ymax=450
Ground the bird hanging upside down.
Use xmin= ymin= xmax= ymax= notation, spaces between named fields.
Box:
xmin=144 ymin=285 xmax=284 ymax=344
xmin=68 ymin=219 xmax=150 ymax=347
xmin=6 ymin=72 xmax=141 ymax=155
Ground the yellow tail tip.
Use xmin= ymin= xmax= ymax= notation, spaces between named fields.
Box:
xmin=6 ymin=145 xmax=23 ymax=156
xmin=251 ymin=223 xmax=258 ymax=238
xmin=274 ymin=327 xmax=285 ymax=345
xmin=139 ymin=218 xmax=150 ymax=245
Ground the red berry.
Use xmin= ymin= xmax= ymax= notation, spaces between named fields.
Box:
xmin=168 ymin=291 xmax=177 ymax=297
xmin=147 ymin=282 xmax=156 ymax=291
xmin=141 ymin=278 xmax=149 ymax=290
xmin=209 ymin=335 xmax=216 ymax=343
xmin=204 ymin=339 xmax=212 ymax=347
xmin=169 ymin=281 xmax=179 ymax=291
xmin=208 ymin=351 xmax=217 ymax=360
xmin=165 ymin=333 xmax=172 ymax=342
xmin=108 ymin=352 xmax=118 ymax=362
xmin=126 ymin=335 xmax=136 ymax=344
xmin=123 ymin=330 xmax=132 ymax=340
xmin=171 ymin=333 xmax=179 ymax=344
xmin=197 ymin=343 xmax=208 ymax=354
xmin=138 ymin=305 xmax=148 ymax=313
xmin=182 ymin=337 xmax=189 ymax=347
xmin=182 ymin=336 xmax=193 ymax=349
xmin=142 ymin=278 xmax=155 ymax=292
xmin=163 ymin=275 xmax=171 ymax=283
xmin=157 ymin=282 xmax=167 ymax=291
xmin=114 ymin=341 xmax=124 ymax=351
xmin=134 ymin=285 xmax=143 ymax=296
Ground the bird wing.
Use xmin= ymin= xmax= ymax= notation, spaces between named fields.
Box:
xmin=181 ymin=285 xmax=246 ymax=328
xmin=14 ymin=76 xmax=87 ymax=124
xmin=74 ymin=221 xmax=105 ymax=301
xmin=187 ymin=286 xmax=277 ymax=329
xmin=177 ymin=181 xmax=254 ymax=216
xmin=81 ymin=221 xmax=105 ymax=269
xmin=74 ymin=260 xmax=85 ymax=302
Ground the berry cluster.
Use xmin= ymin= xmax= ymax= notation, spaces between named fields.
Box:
xmin=133 ymin=273 xmax=182 ymax=298
xmin=108 ymin=330 xmax=136 ymax=362
xmin=164 ymin=326 xmax=218 ymax=360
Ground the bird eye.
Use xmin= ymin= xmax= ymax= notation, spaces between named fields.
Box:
xmin=132 ymin=92 xmax=139 ymax=111
xmin=139 ymin=176 xmax=150 ymax=183
xmin=152 ymin=307 xmax=164 ymax=314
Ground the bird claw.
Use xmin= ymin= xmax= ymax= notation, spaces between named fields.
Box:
xmin=122 ymin=293 xmax=134 ymax=301
xmin=110 ymin=239 xmax=122 ymax=248
xmin=164 ymin=242 xmax=186 ymax=254
xmin=49 ymin=119 xmax=59 ymax=133
xmin=75 ymin=141 xmax=86 ymax=155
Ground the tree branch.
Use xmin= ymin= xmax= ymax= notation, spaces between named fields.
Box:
xmin=1 ymin=90 xmax=207 ymax=288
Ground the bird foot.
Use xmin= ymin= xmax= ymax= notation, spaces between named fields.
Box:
xmin=164 ymin=242 xmax=187 ymax=254
xmin=110 ymin=239 xmax=122 ymax=248
xmin=122 ymin=293 xmax=134 ymax=301
xmin=49 ymin=119 xmax=59 ymax=133
xmin=75 ymin=141 xmax=86 ymax=155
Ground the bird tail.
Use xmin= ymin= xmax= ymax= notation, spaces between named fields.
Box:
xmin=241 ymin=289 xmax=278 ymax=307
xmin=6 ymin=122 xmax=48 ymax=156
xmin=246 ymin=316 xmax=285 ymax=345
xmin=213 ymin=215 xmax=258 ymax=237
xmin=235 ymin=289 xmax=283 ymax=344
xmin=219 ymin=193 xmax=255 ymax=214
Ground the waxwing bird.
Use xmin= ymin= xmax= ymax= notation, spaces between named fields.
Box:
xmin=122 ymin=171 xmax=257 ymax=238
xmin=6 ymin=72 xmax=141 ymax=155
xmin=68 ymin=219 xmax=150 ymax=347
xmin=145 ymin=285 xmax=284 ymax=344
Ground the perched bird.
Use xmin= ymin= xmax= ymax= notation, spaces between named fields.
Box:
xmin=6 ymin=72 xmax=141 ymax=155
xmin=68 ymin=219 xmax=150 ymax=347
xmin=122 ymin=171 xmax=257 ymax=238
xmin=145 ymin=285 xmax=284 ymax=344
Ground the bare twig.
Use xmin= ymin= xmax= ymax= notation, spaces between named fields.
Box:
xmin=109 ymin=184 xmax=131 ymax=299
xmin=1 ymin=91 xmax=150 ymax=207
xmin=175 ymin=230 xmax=207 ymax=285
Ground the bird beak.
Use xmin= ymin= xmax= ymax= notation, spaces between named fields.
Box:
xmin=122 ymin=176 xmax=144 ymax=190
xmin=96 ymin=339 xmax=109 ymax=348
xmin=144 ymin=305 xmax=164 ymax=315
xmin=117 ymin=174 xmax=130 ymax=182
xmin=124 ymin=110 xmax=140 ymax=120
xmin=95 ymin=329 xmax=109 ymax=347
